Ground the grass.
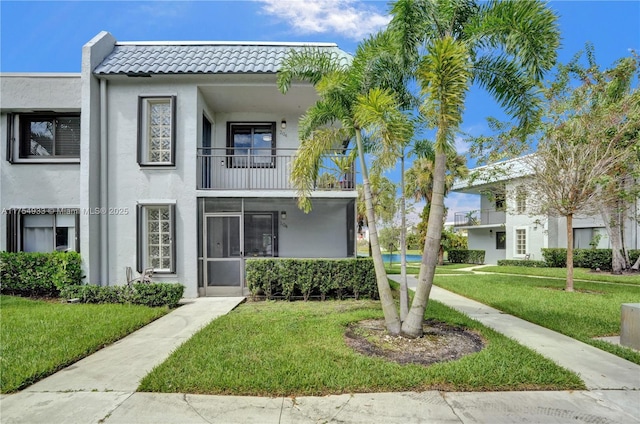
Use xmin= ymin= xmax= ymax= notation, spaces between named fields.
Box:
xmin=385 ymin=262 xmax=472 ymax=275
xmin=434 ymin=274 xmax=640 ymax=364
xmin=480 ymin=266 xmax=640 ymax=285
xmin=0 ymin=295 xmax=168 ymax=393
xmin=139 ymin=299 xmax=584 ymax=396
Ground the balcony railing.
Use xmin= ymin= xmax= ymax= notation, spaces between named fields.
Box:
xmin=197 ymin=147 xmax=356 ymax=191
xmin=454 ymin=209 xmax=506 ymax=227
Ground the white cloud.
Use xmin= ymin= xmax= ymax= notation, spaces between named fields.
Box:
xmin=454 ymin=135 xmax=469 ymax=154
xmin=257 ymin=0 xmax=390 ymax=40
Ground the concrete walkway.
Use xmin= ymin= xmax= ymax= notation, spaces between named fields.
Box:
xmin=2 ymin=286 xmax=640 ymax=423
xmin=389 ymin=274 xmax=640 ymax=390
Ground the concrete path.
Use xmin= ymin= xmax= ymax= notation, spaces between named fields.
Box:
xmin=389 ymin=274 xmax=640 ymax=390
xmin=2 ymin=287 xmax=640 ymax=423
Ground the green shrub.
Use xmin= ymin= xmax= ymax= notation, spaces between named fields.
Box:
xmin=245 ymin=258 xmax=377 ymax=300
xmin=60 ymin=283 xmax=184 ymax=308
xmin=542 ymin=248 xmax=639 ymax=270
xmin=0 ymin=252 xmax=83 ymax=297
xmin=574 ymin=249 xmax=612 ymax=270
xmin=448 ymin=250 xmax=485 ymax=264
xmin=132 ymin=283 xmax=184 ymax=308
xmin=541 ymin=248 xmax=567 ymax=267
xmin=497 ymin=259 xmax=547 ymax=267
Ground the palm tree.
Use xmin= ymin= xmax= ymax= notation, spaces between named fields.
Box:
xmin=356 ymin=171 xmax=398 ymax=257
xmin=406 ymin=142 xmax=468 ymax=264
xmin=389 ymin=0 xmax=560 ymax=337
xmin=278 ymin=36 xmax=413 ymax=335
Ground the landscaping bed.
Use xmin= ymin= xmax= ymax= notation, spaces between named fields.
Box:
xmin=138 ymin=299 xmax=584 ymax=396
xmin=0 ymin=295 xmax=168 ymax=393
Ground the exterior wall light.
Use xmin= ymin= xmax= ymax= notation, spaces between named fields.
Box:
xmin=281 ymin=211 xmax=287 ymax=220
xmin=281 ymin=119 xmax=287 ymax=129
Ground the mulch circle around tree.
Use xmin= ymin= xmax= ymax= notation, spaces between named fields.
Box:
xmin=344 ymin=318 xmax=485 ymax=366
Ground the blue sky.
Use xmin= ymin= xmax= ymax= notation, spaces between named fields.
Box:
xmin=1 ymin=0 xmax=639 ymax=224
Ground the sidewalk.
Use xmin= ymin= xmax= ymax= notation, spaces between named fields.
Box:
xmin=2 ymin=286 xmax=640 ymax=423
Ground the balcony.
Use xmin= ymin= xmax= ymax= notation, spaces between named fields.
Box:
xmin=454 ymin=209 xmax=506 ymax=227
xmin=197 ymin=147 xmax=355 ymax=191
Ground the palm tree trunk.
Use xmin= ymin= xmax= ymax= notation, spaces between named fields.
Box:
xmin=566 ymin=213 xmax=574 ymax=292
xmin=401 ymin=150 xmax=447 ymax=338
xmin=355 ymin=130 xmax=401 ymax=334
xmin=399 ymin=153 xmax=409 ymax=320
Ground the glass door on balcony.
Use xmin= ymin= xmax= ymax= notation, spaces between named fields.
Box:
xmin=204 ymin=214 xmax=243 ymax=296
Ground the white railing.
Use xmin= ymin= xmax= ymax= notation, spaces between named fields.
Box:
xmin=197 ymin=147 xmax=355 ymax=191
xmin=454 ymin=209 xmax=506 ymax=227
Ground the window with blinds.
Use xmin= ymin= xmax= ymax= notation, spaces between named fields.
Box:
xmin=18 ymin=114 xmax=80 ymax=159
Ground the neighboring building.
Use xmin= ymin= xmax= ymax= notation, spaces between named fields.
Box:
xmin=451 ymin=156 xmax=640 ymax=265
xmin=0 ymin=31 xmax=357 ymax=297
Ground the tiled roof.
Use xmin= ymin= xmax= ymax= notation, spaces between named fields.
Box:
xmin=93 ymin=43 xmax=351 ymax=75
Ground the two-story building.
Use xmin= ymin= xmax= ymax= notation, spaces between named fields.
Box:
xmin=1 ymin=31 xmax=358 ymax=297
xmin=451 ymin=156 xmax=640 ymax=264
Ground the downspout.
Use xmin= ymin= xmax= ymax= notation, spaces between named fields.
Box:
xmin=100 ymin=78 xmax=109 ymax=285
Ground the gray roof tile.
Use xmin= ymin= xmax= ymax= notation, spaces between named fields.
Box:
xmin=93 ymin=43 xmax=351 ymax=75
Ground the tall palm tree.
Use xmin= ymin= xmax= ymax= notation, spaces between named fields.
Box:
xmin=278 ymin=36 xmax=413 ymax=335
xmin=389 ymin=0 xmax=560 ymax=337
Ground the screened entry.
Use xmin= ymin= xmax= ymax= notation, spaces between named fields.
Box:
xmin=198 ymin=198 xmax=279 ymax=296
xmin=197 ymin=197 xmax=356 ymax=296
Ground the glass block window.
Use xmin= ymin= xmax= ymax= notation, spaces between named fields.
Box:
xmin=138 ymin=96 xmax=176 ymax=165
xmin=515 ymin=228 xmax=527 ymax=256
xmin=138 ymin=204 xmax=175 ymax=273
xmin=516 ymin=186 xmax=527 ymax=214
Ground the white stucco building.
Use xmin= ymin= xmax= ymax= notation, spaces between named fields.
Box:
xmin=0 ymin=32 xmax=358 ymax=297
xmin=451 ymin=157 xmax=640 ymax=264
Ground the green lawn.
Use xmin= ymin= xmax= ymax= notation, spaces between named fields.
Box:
xmin=0 ymin=295 xmax=168 ymax=393
xmin=480 ymin=266 xmax=640 ymax=285
xmin=434 ymin=274 xmax=640 ymax=364
xmin=139 ymin=299 xmax=584 ymax=396
xmin=385 ymin=262 xmax=472 ymax=275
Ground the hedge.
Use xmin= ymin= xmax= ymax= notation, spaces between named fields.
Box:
xmin=60 ymin=283 xmax=185 ymax=308
xmin=0 ymin=251 xmax=83 ymax=297
xmin=245 ymin=258 xmax=378 ymax=301
xmin=497 ymin=259 xmax=547 ymax=268
xmin=448 ymin=250 xmax=485 ymax=265
xmin=541 ymin=248 xmax=640 ymax=271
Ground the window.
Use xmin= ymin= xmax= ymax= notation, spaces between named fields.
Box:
xmin=6 ymin=114 xmax=80 ymax=162
xmin=496 ymin=231 xmax=506 ymax=250
xmin=515 ymin=228 xmax=527 ymax=255
xmin=227 ymin=123 xmax=276 ymax=168
xmin=138 ymin=96 xmax=176 ymax=166
xmin=516 ymin=186 xmax=527 ymax=214
xmin=137 ymin=204 xmax=176 ymax=273
xmin=495 ymin=193 xmax=506 ymax=211
xmin=4 ymin=209 xmax=79 ymax=252
xmin=244 ymin=212 xmax=278 ymax=257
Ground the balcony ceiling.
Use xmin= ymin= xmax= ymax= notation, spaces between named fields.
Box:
xmin=199 ymin=83 xmax=318 ymax=114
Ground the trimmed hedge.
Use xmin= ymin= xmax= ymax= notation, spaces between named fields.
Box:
xmin=245 ymin=258 xmax=378 ymax=301
xmin=541 ymin=248 xmax=640 ymax=271
xmin=497 ymin=259 xmax=547 ymax=268
xmin=540 ymin=248 xmax=567 ymax=268
xmin=448 ymin=249 xmax=485 ymax=265
xmin=60 ymin=283 xmax=184 ymax=308
xmin=0 ymin=251 xmax=83 ymax=297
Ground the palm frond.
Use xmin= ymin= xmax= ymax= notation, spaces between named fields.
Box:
xmin=277 ymin=48 xmax=349 ymax=94
xmin=468 ymin=0 xmax=559 ymax=81
xmin=291 ymin=127 xmax=351 ymax=212
xmin=417 ymin=36 xmax=472 ymax=151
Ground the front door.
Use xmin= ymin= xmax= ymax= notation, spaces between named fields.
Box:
xmin=204 ymin=214 xmax=244 ymax=296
